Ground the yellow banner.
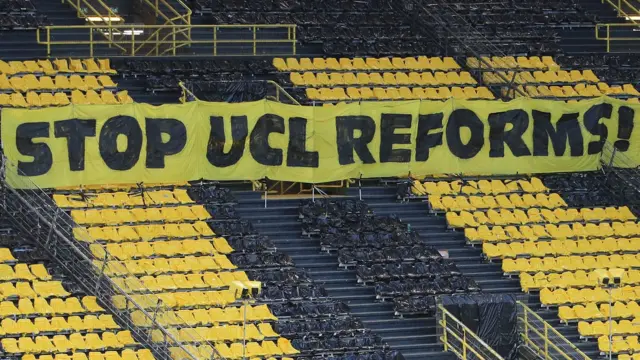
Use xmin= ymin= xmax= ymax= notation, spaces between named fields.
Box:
xmin=2 ymin=97 xmax=638 ymax=189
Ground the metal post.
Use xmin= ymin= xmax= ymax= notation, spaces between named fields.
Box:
xmin=213 ymin=27 xmax=217 ymax=56
xmin=523 ymin=304 xmax=529 ymax=344
xmin=89 ymin=29 xmax=93 ymax=57
xmin=358 ymin=175 xmax=362 ymax=201
xmin=544 ymin=323 xmax=548 ymax=359
xmin=609 ymin=287 xmax=613 ymax=360
xmin=47 ymin=28 xmax=51 ymax=56
xmin=253 ymin=26 xmax=257 ymax=55
xmin=312 ymin=184 xmax=315 ymax=203
xmin=243 ymin=299 xmax=247 ymax=359
xmin=443 ymin=315 xmax=448 ymax=351
xmin=264 ymin=188 xmax=267 ymax=209
xmin=463 ymin=330 xmax=467 ymax=360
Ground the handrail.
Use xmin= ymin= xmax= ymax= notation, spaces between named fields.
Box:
xmin=62 ymin=0 xmax=126 ymax=53
xmin=141 ymin=0 xmax=192 ymax=55
xmin=266 ymin=80 xmax=301 ymax=105
xmin=602 ymin=0 xmax=640 ymax=22
xmin=37 ymin=24 xmax=297 ymax=57
xmin=437 ymin=305 xmax=505 ymax=360
xmin=178 ymin=81 xmax=199 ymax=102
xmin=517 ymin=301 xmax=591 ymax=360
xmin=595 ymin=23 xmax=640 ymax=52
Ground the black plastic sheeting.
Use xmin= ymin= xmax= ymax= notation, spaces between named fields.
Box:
xmin=441 ymin=293 xmax=518 ymax=359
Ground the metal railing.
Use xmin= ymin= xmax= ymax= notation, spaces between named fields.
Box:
xmin=36 ymin=24 xmax=297 ymax=57
xmin=517 ymin=301 xmax=591 ymax=360
xmin=139 ymin=0 xmax=192 ymax=55
xmin=62 ymin=0 xmax=127 ymax=53
xmin=602 ymin=0 xmax=640 ymax=22
xmin=0 ymin=158 xmax=226 ymax=360
xmin=595 ymin=0 xmax=640 ymax=52
xmin=436 ymin=305 xmax=504 ymax=360
xmin=595 ymin=23 xmax=640 ymax=52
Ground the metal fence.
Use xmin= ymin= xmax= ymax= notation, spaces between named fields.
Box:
xmin=516 ymin=301 xmax=591 ymax=360
xmin=436 ymin=305 xmax=505 ymax=360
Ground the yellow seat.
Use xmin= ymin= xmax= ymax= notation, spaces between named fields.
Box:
xmin=272 ymin=58 xmax=287 ymax=71
xmin=101 ymin=91 xmax=119 ymax=105
xmin=69 ymin=59 xmax=87 ymax=73
xmin=116 ymin=90 xmax=134 ymax=104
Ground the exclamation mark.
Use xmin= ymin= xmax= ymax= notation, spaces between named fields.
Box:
xmin=615 ymin=106 xmax=634 ymax=151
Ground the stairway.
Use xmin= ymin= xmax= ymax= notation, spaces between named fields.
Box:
xmin=354 ymin=185 xmax=521 ymax=295
xmin=233 ymin=190 xmax=456 ymax=360
xmin=353 ymin=184 xmax=605 ymax=358
xmin=28 ymin=0 xmax=124 ymax=57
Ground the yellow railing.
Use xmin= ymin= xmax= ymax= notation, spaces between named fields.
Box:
xmin=595 ymin=23 xmax=640 ymax=52
xmin=62 ymin=0 xmax=126 ymax=53
xmin=36 ymin=24 xmax=297 ymax=57
xmin=517 ymin=301 xmax=591 ymax=360
xmin=437 ymin=305 xmax=504 ymax=360
xmin=140 ymin=0 xmax=192 ymax=55
xmin=266 ymin=80 xmax=301 ymax=105
xmin=602 ymin=0 xmax=640 ymax=21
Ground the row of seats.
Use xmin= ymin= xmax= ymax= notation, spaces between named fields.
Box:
xmin=0 ymin=90 xmax=133 ymax=108
xmin=0 ymin=296 xmax=104 ymax=317
xmin=89 ymin=241 xmax=234 ymax=261
xmin=305 ymin=86 xmax=495 ymax=101
xmin=411 ymin=178 xmax=548 ymax=196
xmin=431 ymin=193 xmax=568 ymax=212
xmin=503 ymin=254 xmax=640 ymax=274
xmin=110 ymin=271 xmax=250 ymax=293
xmin=98 ymin=256 xmax=239 ymax=277
xmin=0 ymin=281 xmax=70 ymax=299
xmin=466 ymin=56 xmax=558 ymax=70
xmin=0 ymin=264 xmax=51 ymax=281
xmin=71 ymin=206 xmax=211 ymax=225
xmin=0 ymin=314 xmax=119 ymax=335
xmin=447 ymin=207 xmax=634 ymax=228
xmin=291 ymin=71 xmax=477 ymax=86
xmin=151 ymin=325 xmax=281 ymax=343
xmin=171 ymin=338 xmax=298 ymax=359
xmin=580 ymin=320 xmax=640 ymax=337
xmin=540 ymin=286 xmax=640 ymax=306
xmin=597 ymin=335 xmax=640 ymax=354
xmin=130 ymin=305 xmax=277 ymax=326
xmin=22 ymin=349 xmax=155 ymax=360
xmin=0 ymin=74 xmax=117 ymax=92
xmin=513 ymin=84 xmax=640 ymax=98
xmin=1 ymin=330 xmax=136 ymax=354
xmin=54 ymin=190 xmax=194 ymax=209
xmin=483 ymin=70 xmax=600 ymax=84
xmin=466 ymin=221 xmax=640 ymax=243
xmin=112 ymin=289 xmax=238 ymax=310
xmin=56 ymin=182 xmax=190 ymax=192
xmin=484 ymin=238 xmax=640 ymax=258
xmin=75 ymin=222 xmax=215 ymax=242
xmin=274 ymin=56 xmax=460 ymax=72
xmin=0 ymin=59 xmax=116 ymax=76
xmin=560 ymin=302 xmax=640 ymax=322
xmin=431 ymin=193 xmax=567 ymax=212
xmin=520 ymin=269 xmax=640 ymax=291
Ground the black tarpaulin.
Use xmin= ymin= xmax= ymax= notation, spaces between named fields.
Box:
xmin=441 ymin=293 xmax=518 ymax=359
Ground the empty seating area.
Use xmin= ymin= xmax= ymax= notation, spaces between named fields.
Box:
xmin=274 ymin=56 xmax=495 ymax=102
xmin=0 ymin=0 xmax=47 ymax=30
xmin=0 ymin=244 xmax=151 ymax=360
xmin=0 ymin=59 xmax=133 ymax=108
xmin=190 ymin=0 xmax=440 ymax=57
xmin=468 ymin=55 xmax=640 ymax=100
xmin=408 ymin=173 xmax=640 ymax=356
xmin=299 ymin=199 xmax=479 ymax=316
xmin=54 ymin=183 xmax=401 ymax=359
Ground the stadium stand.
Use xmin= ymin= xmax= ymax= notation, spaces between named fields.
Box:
xmin=0 ymin=227 xmax=153 ymax=360
xmin=53 ymin=183 xmax=404 ymax=359
xmin=397 ymin=172 xmax=640 ymax=357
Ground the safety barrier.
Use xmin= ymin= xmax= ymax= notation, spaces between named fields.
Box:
xmin=436 ymin=305 xmax=505 ymax=360
xmin=138 ymin=0 xmax=192 ymax=55
xmin=62 ymin=0 xmax=127 ymax=53
xmin=517 ymin=301 xmax=591 ymax=360
xmin=595 ymin=0 xmax=640 ymax=52
xmin=36 ymin=24 xmax=297 ymax=57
